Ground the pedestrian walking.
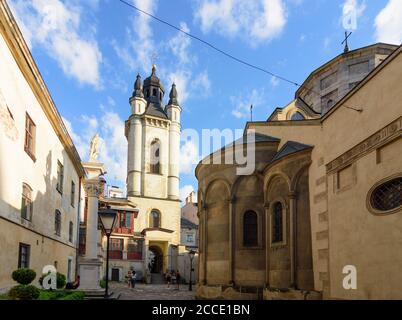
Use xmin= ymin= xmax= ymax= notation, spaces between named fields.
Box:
xmin=126 ymin=270 xmax=132 ymax=288
xmin=166 ymin=271 xmax=172 ymax=288
xmin=131 ymin=270 xmax=137 ymax=288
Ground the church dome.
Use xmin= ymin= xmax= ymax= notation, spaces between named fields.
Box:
xmin=143 ymin=65 xmax=165 ymax=94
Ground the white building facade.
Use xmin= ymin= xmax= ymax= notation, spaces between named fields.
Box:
xmin=0 ymin=2 xmax=85 ymax=292
xmin=120 ymin=67 xmax=182 ymax=277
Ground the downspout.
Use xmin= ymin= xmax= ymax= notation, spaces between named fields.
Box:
xmin=75 ymin=176 xmax=83 ymax=277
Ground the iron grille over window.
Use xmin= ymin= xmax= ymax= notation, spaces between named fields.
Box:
xmin=55 ymin=210 xmax=61 ymax=236
xmin=69 ymin=221 xmax=73 ymax=242
xmin=272 ymin=202 xmax=283 ymax=243
xmin=370 ymin=178 xmax=402 ymax=212
xmin=243 ymin=211 xmax=258 ymax=246
xmin=18 ymin=243 xmax=30 ymax=268
xmin=21 ymin=183 xmax=33 ymax=221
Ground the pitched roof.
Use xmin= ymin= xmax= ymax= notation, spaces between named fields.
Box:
xmin=223 ymin=132 xmax=280 ymax=150
xmin=144 ymin=101 xmax=168 ymax=119
xmin=271 ymin=141 xmax=313 ymax=163
xmin=181 ymin=217 xmax=198 ymax=229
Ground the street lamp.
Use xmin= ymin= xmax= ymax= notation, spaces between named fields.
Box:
xmin=188 ymin=250 xmax=196 ymax=291
xmin=98 ymin=205 xmax=117 ymax=298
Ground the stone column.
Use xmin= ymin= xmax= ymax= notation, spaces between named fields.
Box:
xmin=202 ymin=206 xmax=208 ymax=285
xmin=78 ymin=178 xmax=103 ymax=293
xmin=264 ymin=203 xmax=270 ymax=287
xmin=289 ymin=191 xmax=297 ymax=288
xmin=84 ymin=178 xmax=101 ymax=259
xmin=229 ymin=198 xmax=235 ymax=285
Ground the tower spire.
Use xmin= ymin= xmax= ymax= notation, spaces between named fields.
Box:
xmin=168 ymin=83 xmax=179 ymax=106
xmin=133 ymin=74 xmax=144 ymax=98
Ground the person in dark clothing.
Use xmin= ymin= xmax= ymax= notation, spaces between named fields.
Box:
xmin=131 ymin=270 xmax=137 ymax=288
xmin=166 ymin=271 xmax=172 ymax=288
xmin=65 ymin=275 xmax=80 ymax=290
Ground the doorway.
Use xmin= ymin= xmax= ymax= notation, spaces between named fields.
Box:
xmin=148 ymin=246 xmax=163 ymax=274
xmin=111 ymin=268 xmax=120 ymax=281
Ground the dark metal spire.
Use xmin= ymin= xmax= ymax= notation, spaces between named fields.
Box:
xmin=342 ymin=31 xmax=352 ymax=53
xmin=133 ymin=74 xmax=144 ymax=98
xmin=168 ymin=83 xmax=179 ymax=106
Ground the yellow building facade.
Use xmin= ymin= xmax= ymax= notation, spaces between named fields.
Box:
xmin=0 ymin=2 xmax=85 ymax=292
xmin=197 ymin=44 xmax=402 ymax=300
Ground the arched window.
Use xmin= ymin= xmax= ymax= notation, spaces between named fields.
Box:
xmin=152 ymin=88 xmax=157 ymax=97
xmin=291 ymin=112 xmax=305 ymax=121
xmin=146 ymin=89 xmax=150 ymax=98
xmin=243 ymin=211 xmax=258 ymax=247
xmin=21 ymin=183 xmax=33 ymax=221
xmin=272 ymin=202 xmax=283 ymax=243
xmin=150 ymin=140 xmax=161 ymax=174
xmin=150 ymin=210 xmax=161 ymax=228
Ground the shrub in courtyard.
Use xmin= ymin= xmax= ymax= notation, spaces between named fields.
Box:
xmin=9 ymin=285 xmax=40 ymax=300
xmin=59 ymin=291 xmax=85 ymax=300
xmin=39 ymin=272 xmax=66 ymax=289
xmin=11 ymin=268 xmax=36 ymax=285
xmin=100 ymin=279 xmax=106 ymax=289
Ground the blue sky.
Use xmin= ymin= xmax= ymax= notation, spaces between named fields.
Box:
xmin=9 ymin=0 xmax=402 ymax=204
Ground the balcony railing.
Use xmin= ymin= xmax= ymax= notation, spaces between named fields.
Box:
xmin=109 ymin=250 xmax=123 ymax=259
xmin=113 ymin=227 xmax=132 ymax=235
xmin=127 ymin=252 xmax=142 ymax=260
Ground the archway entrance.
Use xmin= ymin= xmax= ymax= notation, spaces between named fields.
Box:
xmin=148 ymin=246 xmax=163 ymax=274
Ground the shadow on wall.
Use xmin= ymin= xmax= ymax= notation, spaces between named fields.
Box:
xmin=0 ymin=149 xmax=80 ymax=290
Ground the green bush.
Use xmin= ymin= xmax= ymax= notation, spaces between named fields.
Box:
xmin=8 ymin=285 xmax=40 ymax=300
xmin=39 ymin=272 xmax=66 ymax=289
xmin=38 ymin=290 xmax=66 ymax=300
xmin=11 ymin=268 xmax=36 ymax=285
xmin=59 ymin=291 xmax=85 ymax=300
xmin=100 ymin=279 xmax=106 ymax=289
xmin=38 ymin=290 xmax=84 ymax=300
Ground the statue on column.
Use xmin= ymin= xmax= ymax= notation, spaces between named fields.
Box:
xmin=89 ymin=133 xmax=100 ymax=162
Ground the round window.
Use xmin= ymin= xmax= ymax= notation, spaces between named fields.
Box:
xmin=369 ymin=177 xmax=402 ymax=214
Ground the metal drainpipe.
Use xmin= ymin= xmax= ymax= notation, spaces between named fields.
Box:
xmin=75 ymin=176 xmax=83 ymax=277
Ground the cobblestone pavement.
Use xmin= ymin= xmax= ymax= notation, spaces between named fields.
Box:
xmin=110 ymin=282 xmax=196 ymax=300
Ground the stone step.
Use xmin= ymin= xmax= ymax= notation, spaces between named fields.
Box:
xmin=151 ymin=273 xmax=165 ymax=284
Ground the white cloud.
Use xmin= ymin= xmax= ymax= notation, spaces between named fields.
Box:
xmin=180 ymin=185 xmax=197 ymax=204
xmin=270 ymin=76 xmax=279 ymax=87
xmin=231 ymin=88 xmax=265 ymax=119
xmin=113 ymin=0 xmax=157 ymax=73
xmin=191 ymin=71 xmax=211 ymax=97
xmin=113 ymin=2 xmax=211 ymax=107
xmin=374 ymin=0 xmax=402 ymax=45
xmin=168 ymin=22 xmax=193 ymax=65
xmin=9 ymin=0 xmax=102 ymax=88
xmin=195 ymin=0 xmax=287 ymax=45
xmin=180 ymin=140 xmax=200 ymax=174
xmin=341 ymin=0 xmax=366 ymax=31
xmin=168 ymin=70 xmax=191 ymax=104
xmin=63 ymin=104 xmax=127 ymax=188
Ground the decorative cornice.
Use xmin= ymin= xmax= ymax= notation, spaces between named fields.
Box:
xmin=83 ymin=179 xmax=101 ymax=197
xmin=326 ymin=117 xmax=401 ymax=173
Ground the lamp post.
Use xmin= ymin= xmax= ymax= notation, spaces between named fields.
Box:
xmin=98 ymin=205 xmax=117 ymax=298
xmin=188 ymin=250 xmax=195 ymax=291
